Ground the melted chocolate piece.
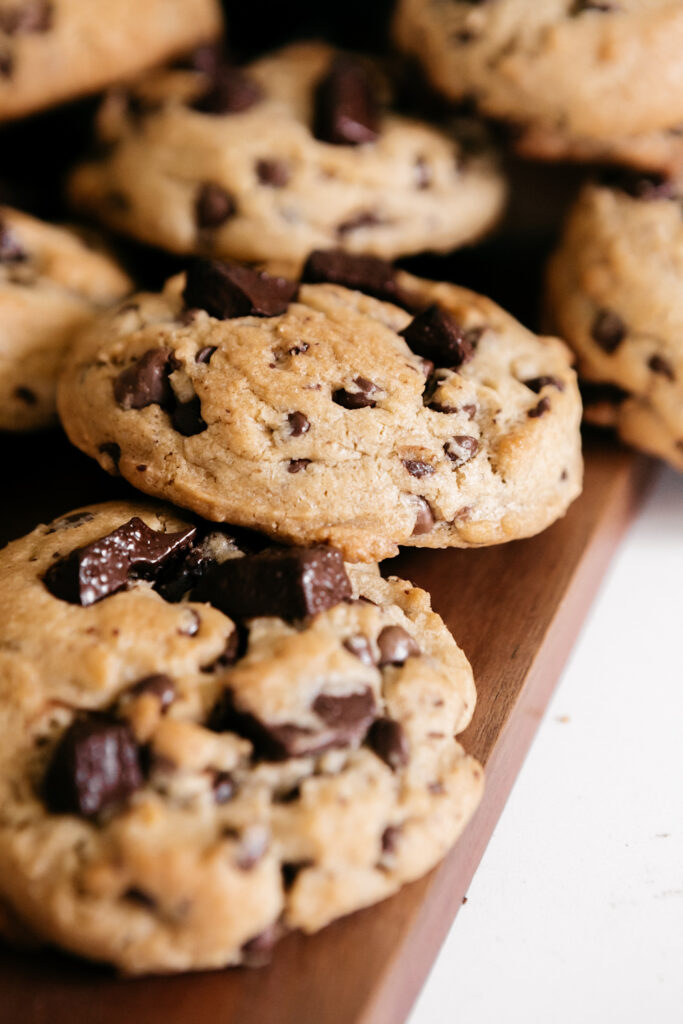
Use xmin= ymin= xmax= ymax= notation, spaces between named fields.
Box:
xmin=193 ymin=545 xmax=352 ymax=622
xmin=192 ymin=67 xmax=262 ymax=115
xmin=129 ymin=674 xmax=175 ymax=711
xmin=196 ymin=182 xmax=236 ymax=228
xmin=195 ymin=345 xmax=216 ymax=364
xmin=287 ymin=459 xmax=311 ymax=473
xmin=313 ymin=55 xmax=380 ymax=146
xmin=412 ymin=498 xmax=435 ymax=535
xmin=591 ymin=309 xmax=626 ymax=353
xmin=333 ymin=376 xmax=380 ymax=409
xmin=528 ymin=397 xmax=551 ymax=418
xmin=183 ymin=259 xmax=297 ymax=319
xmin=402 ymin=459 xmax=434 ymax=478
xmin=170 ymin=394 xmax=207 ymax=436
xmin=312 ymin=689 xmax=376 ymax=744
xmin=301 ymin=249 xmax=414 ymax=308
xmin=287 ymin=411 xmax=310 ymax=436
xmin=256 ymin=158 xmax=290 ymax=187
xmin=377 ymin=625 xmax=421 ymax=666
xmin=44 ymin=517 xmax=196 ymax=606
xmin=366 ymin=718 xmax=409 ymax=771
xmin=444 ymin=435 xmax=479 ymax=467
xmin=648 ymin=354 xmax=675 ymax=380
xmin=523 ymin=376 xmax=565 ymax=393
xmin=114 ymin=348 xmax=176 ymax=410
xmin=43 ymin=715 xmax=143 ymax=818
xmin=400 ymin=305 xmax=476 ymax=369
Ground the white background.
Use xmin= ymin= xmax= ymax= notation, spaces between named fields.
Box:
xmin=410 ymin=466 xmax=683 ymax=1024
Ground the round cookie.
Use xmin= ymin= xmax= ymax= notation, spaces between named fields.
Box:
xmin=545 ymin=175 xmax=683 ymax=472
xmin=394 ymin=0 xmax=683 ymax=173
xmin=68 ymin=42 xmax=506 ymax=265
xmin=58 ymin=254 xmax=583 ymax=562
xmin=0 ymin=500 xmax=482 ymax=973
xmin=0 ymin=0 xmax=223 ymax=122
xmin=0 ymin=206 xmax=132 ymax=431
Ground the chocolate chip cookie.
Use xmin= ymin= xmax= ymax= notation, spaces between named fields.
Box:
xmin=68 ymin=42 xmax=506 ymax=265
xmin=394 ymin=0 xmax=683 ymax=174
xmin=0 ymin=0 xmax=223 ymax=122
xmin=0 ymin=500 xmax=482 ymax=973
xmin=545 ymin=175 xmax=683 ymax=471
xmin=0 ymin=206 xmax=132 ymax=431
xmin=58 ymin=253 xmax=583 ymax=562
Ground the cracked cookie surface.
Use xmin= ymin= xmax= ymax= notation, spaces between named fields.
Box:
xmin=0 ymin=206 xmax=132 ymax=431
xmin=546 ymin=176 xmax=683 ymax=471
xmin=68 ymin=42 xmax=506 ymax=265
xmin=0 ymin=500 xmax=481 ymax=973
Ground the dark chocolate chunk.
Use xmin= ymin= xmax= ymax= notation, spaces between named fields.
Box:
xmin=256 ymin=158 xmax=290 ymax=187
xmin=400 ymin=305 xmax=475 ymax=369
xmin=366 ymin=718 xmax=409 ymax=771
xmin=183 ymin=259 xmax=297 ymax=319
xmin=154 ymin=530 xmax=240 ymax=603
xmin=192 ymin=66 xmax=262 ymax=115
xmin=194 ymin=545 xmax=352 ymax=622
xmin=195 ymin=345 xmax=216 ymax=364
xmin=412 ymin=498 xmax=435 ymax=535
xmin=170 ymin=394 xmax=207 ymax=436
xmin=114 ymin=347 xmax=176 ymax=410
xmin=343 ymin=633 xmax=376 ymax=666
xmin=377 ymin=625 xmax=420 ymax=666
xmin=523 ymin=376 xmax=565 ymax=393
xmin=312 ymin=688 xmax=376 ymax=744
xmin=0 ymin=0 xmax=52 ymax=35
xmin=528 ymin=397 xmax=551 ymax=418
xmin=333 ymin=376 xmax=380 ymax=409
xmin=14 ymin=385 xmax=36 ymax=404
xmin=43 ymin=715 xmax=143 ymax=818
xmin=129 ymin=674 xmax=175 ymax=711
xmin=213 ymin=771 xmax=236 ymax=804
xmin=287 ymin=411 xmax=310 ymax=436
xmin=648 ymin=354 xmax=675 ymax=380
xmin=591 ymin=309 xmax=626 ymax=353
xmin=402 ymin=458 xmax=434 ymax=478
xmin=444 ymin=435 xmax=479 ymax=467
xmin=287 ymin=459 xmax=311 ymax=473
xmin=195 ymin=182 xmax=236 ymax=229
xmin=313 ymin=55 xmax=380 ymax=146
xmin=44 ymin=517 xmax=196 ymax=606
xmin=0 ymin=220 xmax=26 ymax=262
xmin=301 ymin=249 xmax=414 ymax=308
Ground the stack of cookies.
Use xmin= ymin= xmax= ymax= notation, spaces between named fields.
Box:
xmin=0 ymin=0 xmax=674 ymax=979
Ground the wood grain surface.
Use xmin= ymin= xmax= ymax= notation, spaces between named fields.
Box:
xmin=0 ymin=430 xmax=654 ymax=1024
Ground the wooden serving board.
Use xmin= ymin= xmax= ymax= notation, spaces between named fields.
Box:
xmin=0 ymin=430 xmax=654 ymax=1024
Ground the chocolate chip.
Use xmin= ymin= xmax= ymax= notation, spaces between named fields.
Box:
xmin=129 ymin=674 xmax=175 ymax=711
xmin=183 ymin=259 xmax=297 ymax=319
xmin=461 ymin=403 xmax=477 ymax=419
xmin=336 ymin=210 xmax=383 ymax=236
xmin=43 ymin=715 xmax=143 ymax=817
xmin=124 ymin=887 xmax=156 ymax=909
xmin=444 ymin=435 xmax=479 ymax=467
xmin=301 ymin=249 xmax=414 ymax=308
xmin=98 ymin=441 xmax=121 ymax=471
xmin=648 ymin=354 xmax=675 ymax=380
xmin=155 ymin=530 xmax=241 ymax=604
xmin=194 ymin=545 xmax=352 ymax=622
xmin=402 ymin=459 xmax=434 ymax=478
xmin=528 ymin=397 xmax=551 ymax=418
xmin=195 ymin=183 xmax=236 ymax=229
xmin=523 ymin=376 xmax=565 ymax=393
xmin=313 ymin=55 xmax=380 ymax=146
xmin=381 ymin=824 xmax=402 ymax=854
xmin=256 ymin=159 xmax=290 ymax=187
xmin=114 ymin=347 xmax=175 ymax=410
xmin=45 ymin=511 xmax=94 ymax=534
xmin=213 ymin=771 xmax=236 ymax=804
xmin=14 ymin=385 xmax=36 ymax=404
xmin=412 ymin=498 xmax=435 ymax=535
xmin=333 ymin=376 xmax=380 ymax=409
xmin=571 ymin=0 xmax=617 ymax=11
xmin=312 ymin=688 xmax=377 ymax=744
xmin=400 ymin=305 xmax=476 ymax=369
xmin=195 ymin=345 xmax=216 ymax=363
xmin=0 ymin=0 xmax=52 ymax=34
xmin=377 ymin=625 xmax=420 ymax=666
xmin=287 ymin=459 xmax=311 ymax=473
xmin=44 ymin=517 xmax=196 ymax=606
xmin=343 ymin=633 xmax=376 ymax=666
xmin=366 ymin=718 xmax=409 ymax=771
xmin=288 ymin=411 xmax=309 ymax=436
xmin=0 ymin=220 xmax=26 ymax=262
xmin=192 ymin=67 xmax=262 ymax=115
xmin=591 ymin=309 xmax=626 ymax=353
xmin=288 ymin=342 xmax=309 ymax=355
xmin=170 ymin=394 xmax=207 ymax=436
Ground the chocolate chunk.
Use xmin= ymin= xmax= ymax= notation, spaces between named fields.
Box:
xmin=343 ymin=633 xmax=376 ymax=666
xmin=333 ymin=376 xmax=380 ymax=409
xmin=14 ymin=386 xmax=36 ymax=404
xmin=288 ymin=411 xmax=310 ymax=436
xmin=130 ymin=674 xmax=175 ymax=711
xmin=213 ymin=771 xmax=236 ymax=804
xmin=0 ymin=220 xmax=26 ymax=262
xmin=523 ymin=376 xmax=565 ymax=393
xmin=528 ymin=397 xmax=551 ymax=418
xmin=196 ymin=182 xmax=236 ymax=229
xmin=461 ymin=403 xmax=477 ymax=419
xmin=98 ymin=442 xmax=121 ymax=471
xmin=114 ymin=347 xmax=175 ymax=410
xmin=444 ymin=435 xmax=479 ymax=467
xmin=402 ymin=459 xmax=434 ymax=478
xmin=170 ymin=394 xmax=207 ymax=436
xmin=194 ymin=545 xmax=352 ymax=622
xmin=44 ymin=517 xmax=196 ymax=606
xmin=648 ymin=354 xmax=675 ymax=380
xmin=192 ymin=67 xmax=262 ymax=115
xmin=400 ymin=305 xmax=475 ymax=369
xmin=412 ymin=498 xmax=435 ymax=535
xmin=312 ymin=688 xmax=376 ymax=742
xmin=195 ymin=345 xmax=216 ymax=364
xmin=313 ymin=55 xmax=380 ymax=146
xmin=256 ymin=158 xmax=290 ymax=187
xmin=301 ymin=249 xmax=414 ymax=308
xmin=336 ymin=210 xmax=383 ymax=236
xmin=377 ymin=626 xmax=420 ymax=666
xmin=43 ymin=715 xmax=143 ymax=818
xmin=155 ymin=530 xmax=240 ymax=603
xmin=367 ymin=718 xmax=409 ymax=771
xmin=381 ymin=824 xmax=402 ymax=854
xmin=591 ymin=309 xmax=626 ymax=353
xmin=287 ymin=459 xmax=311 ymax=473
xmin=0 ymin=1 xmax=52 ymax=35
xmin=183 ymin=259 xmax=297 ymax=319
xmin=45 ymin=511 xmax=94 ymax=534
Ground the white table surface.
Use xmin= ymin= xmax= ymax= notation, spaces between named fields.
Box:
xmin=410 ymin=464 xmax=683 ymax=1024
